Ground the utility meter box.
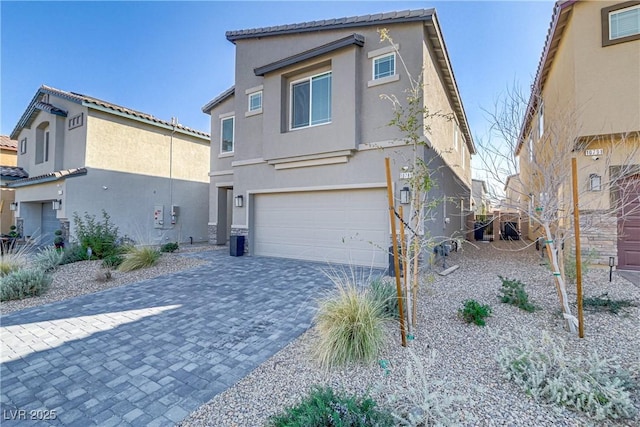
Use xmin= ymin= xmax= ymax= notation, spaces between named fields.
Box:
xmin=154 ymin=205 xmax=164 ymax=228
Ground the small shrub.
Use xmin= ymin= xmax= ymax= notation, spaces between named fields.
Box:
xmin=563 ymin=249 xmax=598 ymax=284
xmin=0 ymin=269 xmax=52 ymax=301
xmin=73 ymin=210 xmax=120 ymax=259
xmin=268 ymin=386 xmax=394 ymax=427
xmin=583 ymin=293 xmax=637 ymax=315
xmin=160 ymin=242 xmax=179 ymax=253
xmin=459 ymin=299 xmax=492 ymax=326
xmin=497 ymin=332 xmax=636 ymax=420
xmin=498 ymin=275 xmax=536 ymax=312
xmin=370 ymin=278 xmax=400 ymax=319
xmin=95 ymin=268 xmax=112 ymax=282
xmin=314 ymin=277 xmax=388 ymax=369
xmin=59 ymin=243 xmax=89 ymax=265
xmin=118 ymin=246 xmax=161 ymax=272
xmin=102 ymin=254 xmax=124 ymax=269
xmin=32 ymin=246 xmax=64 ymax=272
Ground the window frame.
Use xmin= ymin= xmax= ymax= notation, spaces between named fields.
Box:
xmin=289 ymin=71 xmax=332 ymax=131
xmin=602 ymin=1 xmax=640 ymax=46
xmin=589 ymin=173 xmax=602 ymax=191
xmin=538 ymin=100 xmax=544 ymax=138
xmin=220 ymin=116 xmax=235 ymax=154
xmin=248 ymin=91 xmax=262 ymax=113
xmin=453 ymin=122 xmax=459 ymax=151
xmin=19 ymin=138 xmax=27 ymax=154
xmin=44 ymin=130 xmax=50 ymax=162
xmin=372 ymin=52 xmax=396 ymax=81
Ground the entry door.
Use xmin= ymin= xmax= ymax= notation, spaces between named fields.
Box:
xmin=618 ymin=175 xmax=640 ymax=271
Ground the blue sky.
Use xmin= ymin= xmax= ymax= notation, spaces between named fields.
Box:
xmin=1 ymin=0 xmax=555 ymax=173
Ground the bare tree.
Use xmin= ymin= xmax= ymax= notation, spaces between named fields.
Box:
xmin=476 ymin=84 xmax=640 ymax=333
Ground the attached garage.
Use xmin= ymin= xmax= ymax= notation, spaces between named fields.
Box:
xmin=253 ymin=188 xmax=389 ymax=267
xmin=617 ymin=175 xmax=640 ymax=271
xmin=40 ymin=202 xmax=59 ymax=245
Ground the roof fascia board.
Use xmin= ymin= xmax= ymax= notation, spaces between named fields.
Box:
xmin=254 ymin=33 xmax=365 ymax=76
xmin=202 ymin=86 xmax=235 ymax=114
xmin=85 ymin=103 xmax=210 ymax=141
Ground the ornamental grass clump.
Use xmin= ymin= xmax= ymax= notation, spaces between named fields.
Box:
xmin=497 ymin=332 xmax=637 ymax=420
xmin=32 ymin=246 xmax=64 ymax=272
xmin=118 ymin=246 xmax=161 ymax=272
xmin=268 ymin=386 xmax=394 ymax=427
xmin=369 ymin=278 xmax=400 ymax=319
xmin=314 ymin=275 xmax=388 ymax=369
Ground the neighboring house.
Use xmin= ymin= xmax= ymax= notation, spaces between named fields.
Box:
xmin=8 ymin=85 xmax=211 ymax=246
xmin=471 ymin=179 xmax=490 ymax=217
xmin=203 ymin=9 xmax=475 ymax=267
xmin=516 ymin=0 xmax=640 ymax=270
xmin=1 ymin=135 xmax=25 ymax=234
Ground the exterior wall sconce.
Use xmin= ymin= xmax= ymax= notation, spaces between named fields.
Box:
xmin=609 ymin=256 xmax=615 ymax=282
xmin=234 ymin=195 xmax=244 ymax=208
xmin=400 ymin=187 xmax=411 ymax=204
xmin=9 ymin=202 xmax=18 ymax=211
xmin=52 ymin=200 xmax=62 ymax=210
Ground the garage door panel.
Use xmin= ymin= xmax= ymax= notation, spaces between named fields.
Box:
xmin=254 ymin=189 xmax=388 ymax=267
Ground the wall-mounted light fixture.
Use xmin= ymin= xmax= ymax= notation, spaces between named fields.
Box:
xmin=234 ymin=195 xmax=244 ymax=208
xmin=9 ymin=202 xmax=18 ymax=211
xmin=400 ymin=187 xmax=411 ymax=205
xmin=52 ymin=200 xmax=62 ymax=210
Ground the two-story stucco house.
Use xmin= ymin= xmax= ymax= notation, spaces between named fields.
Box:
xmin=203 ymin=9 xmax=475 ymax=267
xmin=516 ymin=0 xmax=640 ymax=270
xmin=8 ymin=85 xmax=211 ymax=246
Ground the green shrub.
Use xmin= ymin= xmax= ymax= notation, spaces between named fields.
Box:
xmin=160 ymin=242 xmax=179 ymax=253
xmin=314 ymin=278 xmax=388 ymax=369
xmin=0 ymin=269 xmax=52 ymax=301
xmin=458 ymin=299 xmax=492 ymax=326
xmin=59 ymin=243 xmax=89 ymax=265
xmin=268 ymin=386 xmax=394 ymax=427
xmin=498 ymin=276 xmax=536 ymax=312
xmin=563 ymin=249 xmax=598 ymax=284
xmin=72 ymin=210 xmax=120 ymax=259
xmin=370 ymin=278 xmax=400 ymax=319
xmin=32 ymin=247 xmax=64 ymax=272
xmin=583 ymin=293 xmax=637 ymax=315
xmin=118 ymin=246 xmax=161 ymax=272
xmin=497 ymin=332 xmax=636 ymax=420
xmin=102 ymin=253 xmax=124 ymax=269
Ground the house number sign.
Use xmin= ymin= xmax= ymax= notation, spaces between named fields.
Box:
xmin=585 ymin=149 xmax=603 ymax=156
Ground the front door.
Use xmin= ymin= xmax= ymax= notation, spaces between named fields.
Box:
xmin=617 ymin=174 xmax=640 ymax=271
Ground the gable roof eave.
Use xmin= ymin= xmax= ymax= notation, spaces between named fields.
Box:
xmin=202 ymin=86 xmax=235 ymax=114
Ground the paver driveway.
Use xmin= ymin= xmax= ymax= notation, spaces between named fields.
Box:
xmin=0 ymin=251 xmax=342 ymax=426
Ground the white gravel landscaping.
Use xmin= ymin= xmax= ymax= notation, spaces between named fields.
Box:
xmin=180 ymin=240 xmax=639 ymax=427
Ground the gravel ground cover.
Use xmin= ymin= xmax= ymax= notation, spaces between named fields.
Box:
xmin=180 ymin=240 xmax=640 ymax=427
xmin=0 ymin=243 xmax=218 ymax=315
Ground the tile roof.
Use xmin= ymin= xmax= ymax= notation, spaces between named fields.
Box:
xmin=6 ymin=167 xmax=87 ymax=188
xmin=202 ymin=86 xmax=235 ymax=114
xmin=11 ymin=85 xmax=210 ymax=140
xmin=0 ymin=166 xmax=28 ymax=179
xmin=226 ymin=9 xmax=435 ymax=41
xmin=0 ymin=135 xmax=17 ymax=151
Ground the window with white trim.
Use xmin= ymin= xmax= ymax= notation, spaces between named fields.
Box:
xmin=373 ymin=53 xmax=395 ymax=80
xmin=20 ymin=138 xmax=27 ymax=154
xmin=44 ymin=131 xmax=50 ymax=162
xmin=589 ymin=174 xmax=602 ymax=191
xmin=248 ymin=91 xmax=262 ymax=112
xmin=528 ymin=134 xmax=533 ymax=162
xmin=461 ymin=144 xmax=466 ymax=169
xmin=610 ymin=4 xmax=640 ymax=39
xmin=538 ymin=101 xmax=544 ymax=138
xmin=453 ymin=123 xmax=459 ymax=151
xmin=290 ymin=71 xmax=331 ymax=130
xmin=221 ymin=117 xmax=234 ymax=153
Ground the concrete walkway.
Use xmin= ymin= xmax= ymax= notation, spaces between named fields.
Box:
xmin=0 ymin=251 xmax=345 ymax=426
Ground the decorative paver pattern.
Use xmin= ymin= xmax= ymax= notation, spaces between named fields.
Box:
xmin=0 ymin=251 xmax=339 ymax=426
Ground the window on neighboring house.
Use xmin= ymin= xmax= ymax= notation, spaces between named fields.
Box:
xmin=453 ymin=123 xmax=459 ymax=151
xmin=590 ymin=173 xmax=602 ymax=191
xmin=221 ymin=117 xmax=234 ymax=153
xmin=461 ymin=144 xmax=466 ymax=170
xmin=20 ymin=138 xmax=27 ymax=154
xmin=290 ymin=71 xmax=332 ymax=130
xmin=538 ymin=101 xmax=544 ymax=138
xmin=373 ymin=53 xmax=395 ymax=80
xmin=528 ymin=134 xmax=534 ymax=162
xmin=603 ymin=3 xmax=640 ymax=46
xmin=248 ymin=91 xmax=262 ymax=112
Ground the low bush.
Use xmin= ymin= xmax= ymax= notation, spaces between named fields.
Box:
xmin=0 ymin=269 xmax=52 ymax=301
xmin=564 ymin=249 xmax=598 ymax=284
xmin=497 ymin=332 xmax=636 ymax=420
xmin=102 ymin=253 xmax=124 ymax=269
xmin=32 ymin=247 xmax=64 ymax=272
xmin=118 ymin=246 xmax=161 ymax=272
xmin=314 ymin=277 xmax=388 ymax=369
xmin=370 ymin=278 xmax=400 ymax=319
xmin=583 ymin=293 xmax=637 ymax=315
xmin=59 ymin=243 xmax=89 ymax=265
xmin=498 ymin=276 xmax=535 ymax=312
xmin=160 ymin=242 xmax=179 ymax=253
xmin=458 ymin=299 xmax=492 ymax=326
xmin=268 ymin=386 xmax=394 ymax=427
xmin=73 ymin=210 xmax=120 ymax=259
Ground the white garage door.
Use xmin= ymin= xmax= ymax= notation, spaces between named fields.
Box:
xmin=254 ymin=189 xmax=389 ymax=267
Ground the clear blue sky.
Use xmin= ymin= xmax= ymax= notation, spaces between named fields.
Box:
xmin=1 ymin=0 xmax=555 ymax=169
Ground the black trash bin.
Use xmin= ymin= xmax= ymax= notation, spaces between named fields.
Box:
xmin=230 ymin=235 xmax=245 ymax=257
xmin=474 ymin=222 xmax=485 ymax=241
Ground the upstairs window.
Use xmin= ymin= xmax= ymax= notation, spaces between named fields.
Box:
xmin=373 ymin=53 xmax=395 ymax=80
xmin=248 ymin=91 xmax=262 ymax=112
xmin=20 ymin=138 xmax=27 ymax=154
xmin=528 ymin=134 xmax=534 ymax=162
xmin=602 ymin=2 xmax=640 ymax=46
xmin=453 ymin=122 xmax=460 ymax=151
xmin=538 ymin=101 xmax=544 ymax=138
xmin=221 ymin=117 xmax=234 ymax=153
xmin=290 ymin=71 xmax=332 ymax=130
xmin=590 ymin=174 xmax=602 ymax=191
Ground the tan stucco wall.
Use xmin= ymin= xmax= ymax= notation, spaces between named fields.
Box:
xmin=85 ymin=111 xmax=209 ymax=183
xmin=1 ymin=148 xmax=17 ymax=166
